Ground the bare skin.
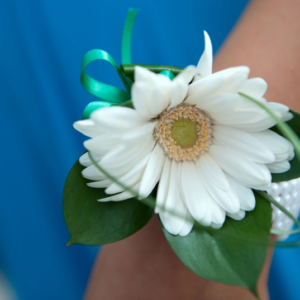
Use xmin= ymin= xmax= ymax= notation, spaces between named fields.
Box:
xmin=85 ymin=217 xmax=273 ymax=300
xmin=85 ymin=0 xmax=300 ymax=299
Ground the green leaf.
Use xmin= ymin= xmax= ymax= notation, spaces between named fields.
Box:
xmin=63 ymin=158 xmax=153 ymax=245
xmin=162 ymin=193 xmax=271 ymax=296
xmin=271 ymin=110 xmax=300 ymax=182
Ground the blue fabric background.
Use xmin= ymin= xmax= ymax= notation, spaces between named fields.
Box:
xmin=0 ymin=0 xmax=299 ymax=299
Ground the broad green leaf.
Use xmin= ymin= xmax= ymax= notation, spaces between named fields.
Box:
xmin=271 ymin=110 xmax=300 ymax=182
xmin=162 ymin=193 xmax=271 ymax=296
xmin=63 ymin=158 xmax=153 ymax=245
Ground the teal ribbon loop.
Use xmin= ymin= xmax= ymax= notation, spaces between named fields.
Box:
xmin=80 ymin=9 xmax=140 ymax=119
xmin=80 ymin=49 xmax=131 ymax=101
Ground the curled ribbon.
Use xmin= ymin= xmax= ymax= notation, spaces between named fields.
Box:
xmin=80 ymin=8 xmax=182 ymax=119
xmin=81 ymin=8 xmax=138 ymax=119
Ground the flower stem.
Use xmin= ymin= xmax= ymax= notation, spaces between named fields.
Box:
xmin=121 ymin=64 xmax=183 ymax=79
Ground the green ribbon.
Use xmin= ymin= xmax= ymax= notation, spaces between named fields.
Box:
xmin=122 ymin=8 xmax=139 ymax=65
xmin=81 ymin=49 xmax=131 ymax=119
xmin=81 ymin=9 xmax=139 ymax=119
xmin=80 ymin=8 xmax=182 ymax=120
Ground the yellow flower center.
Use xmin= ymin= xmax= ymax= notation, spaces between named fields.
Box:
xmin=154 ymin=104 xmax=212 ymax=161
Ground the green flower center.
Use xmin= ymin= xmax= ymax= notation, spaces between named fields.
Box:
xmin=171 ymin=118 xmax=199 ymax=148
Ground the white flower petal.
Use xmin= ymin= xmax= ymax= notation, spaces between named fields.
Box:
xmin=134 ymin=66 xmax=156 ymax=82
xmin=121 ymin=122 xmax=156 ymax=146
xmin=211 ymin=222 xmax=222 ymax=229
xmin=131 ymin=82 xmax=157 ymax=119
xmin=178 ymin=212 xmax=194 ymax=236
xmin=185 ymin=76 xmax=224 ymax=105
xmin=156 ymin=157 xmax=172 ymax=213
xmin=209 ymin=145 xmax=271 ymax=190
xmin=100 ymin=144 xmax=137 ymax=167
xmin=196 ymin=93 xmax=246 ymax=113
xmin=133 ymin=67 xmax=172 ymax=118
xmin=100 ymin=135 xmax=153 ymax=167
xmin=212 ymin=125 xmax=275 ymax=163
xmin=239 ymin=78 xmax=268 ymax=99
xmin=73 ymin=119 xmax=104 ymax=137
xmin=169 ymin=78 xmax=188 ymax=109
xmin=221 ymin=67 xmax=249 ymax=94
xmin=160 ymin=161 xmax=190 ymax=234
xmin=196 ymin=156 xmax=240 ymax=214
xmin=91 ymin=106 xmax=147 ymax=131
xmin=139 ymin=144 xmax=165 ymax=198
xmin=197 ymin=93 xmax=262 ymax=116
xmin=227 ymin=209 xmax=246 ymax=221
xmin=98 ymin=183 xmax=140 ymax=202
xmin=188 ymin=66 xmax=249 ymax=100
xmin=105 ymin=169 xmax=143 ymax=195
xmin=282 ymin=112 xmax=293 ymax=122
xmin=226 ymin=175 xmax=255 ymax=211
xmin=181 ymin=161 xmax=208 ymax=223
xmin=160 ymin=192 xmax=188 ymax=236
xmin=87 ymin=179 xmax=111 ymax=188
xmin=212 ymin=137 xmax=223 ymax=146
xmin=197 ymin=153 xmax=230 ymax=191
xmin=250 ymin=130 xmax=292 ymax=161
xmin=164 ymin=160 xmax=180 ymax=215
xmin=105 ymin=154 xmax=150 ymax=194
xmin=267 ymin=160 xmax=290 ymax=173
xmin=82 ymin=165 xmax=106 ymax=181
xmin=206 ymin=95 xmax=278 ymax=125
xmin=79 ymin=151 xmax=102 ymax=167
xmin=149 ymin=75 xmax=171 ymax=115
xmin=194 ymin=31 xmax=213 ymax=80
xmin=287 ymin=140 xmax=295 ymax=160
xmin=199 ymin=207 xmax=212 ymax=227
xmin=267 ymin=102 xmax=289 ymax=117
xmin=210 ymin=198 xmax=226 ymax=225
xmin=159 ymin=212 xmax=179 ymax=235
xmin=100 ymin=137 xmax=156 ymax=177
xmin=84 ymin=134 xmax=120 ymax=155
xmin=225 ymin=118 xmax=278 ymax=133
xmin=175 ymin=65 xmax=196 ymax=84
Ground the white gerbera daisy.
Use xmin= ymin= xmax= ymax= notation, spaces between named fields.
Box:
xmin=74 ymin=31 xmax=294 ymax=236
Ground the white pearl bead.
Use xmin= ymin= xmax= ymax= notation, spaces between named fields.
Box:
xmin=292 ymin=191 xmax=298 ymax=199
xmin=280 ymin=182 xmax=289 ymax=195
xmin=291 ymin=179 xmax=298 ymax=191
xmin=269 ymin=183 xmax=279 ymax=197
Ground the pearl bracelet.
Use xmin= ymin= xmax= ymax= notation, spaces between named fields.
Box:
xmin=269 ymin=178 xmax=300 ymax=240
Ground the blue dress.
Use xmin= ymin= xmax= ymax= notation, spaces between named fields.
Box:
xmin=0 ymin=0 xmax=297 ymax=299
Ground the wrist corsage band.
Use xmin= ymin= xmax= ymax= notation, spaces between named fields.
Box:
xmin=63 ymin=9 xmax=300 ymax=295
